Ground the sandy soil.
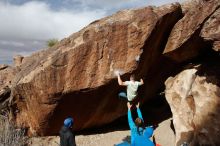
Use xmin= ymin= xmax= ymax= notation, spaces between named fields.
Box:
xmin=28 ymin=130 xmax=130 ymax=146
xmin=28 ymin=118 xmax=175 ymax=146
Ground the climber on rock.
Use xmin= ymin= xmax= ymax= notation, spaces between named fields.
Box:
xmin=59 ymin=117 xmax=76 ymax=146
xmin=117 ymin=73 xmax=144 ymax=104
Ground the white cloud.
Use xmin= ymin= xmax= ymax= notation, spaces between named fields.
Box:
xmin=0 ymin=0 xmax=187 ymax=64
xmin=71 ymin=0 xmax=186 ymax=11
xmin=0 ymin=0 xmax=186 ymax=41
xmin=0 ymin=40 xmax=25 ymax=47
xmin=0 ymin=1 xmax=106 ymax=41
xmin=0 ymin=1 xmax=107 ymax=64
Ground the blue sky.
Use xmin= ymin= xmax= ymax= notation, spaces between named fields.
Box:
xmin=0 ymin=0 xmax=186 ymax=64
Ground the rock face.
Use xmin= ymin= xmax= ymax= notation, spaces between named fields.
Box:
xmin=0 ymin=64 xmax=8 ymax=71
xmin=10 ymin=4 xmax=182 ymax=135
xmin=162 ymin=0 xmax=220 ymax=145
xmin=13 ymin=55 xmax=24 ymax=67
xmin=1 ymin=0 xmax=219 ymax=143
xmin=201 ymin=7 xmax=220 ymax=51
xmin=165 ymin=63 xmax=220 ymax=146
xmin=0 ymin=65 xmax=15 ymax=115
xmin=163 ymin=0 xmax=220 ymax=61
xmin=0 ymin=65 xmax=15 ymax=91
xmin=153 ymin=118 xmax=175 ymax=146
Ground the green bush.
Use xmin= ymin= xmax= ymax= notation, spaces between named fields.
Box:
xmin=47 ymin=39 xmax=59 ymax=47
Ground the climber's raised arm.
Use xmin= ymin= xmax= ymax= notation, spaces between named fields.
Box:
xmin=118 ymin=74 xmax=127 ymax=86
xmin=137 ymin=78 xmax=144 ymax=86
xmin=136 ymin=102 xmax=144 ymax=122
xmin=140 ymin=79 xmax=144 ymax=85
xmin=127 ymin=102 xmax=135 ymax=129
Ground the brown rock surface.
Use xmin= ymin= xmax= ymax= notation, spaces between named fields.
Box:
xmin=2 ymin=0 xmax=219 ymax=142
xmin=153 ymin=118 xmax=175 ymax=146
xmin=165 ymin=63 xmax=220 ymax=145
xmin=163 ymin=0 xmax=220 ymax=62
xmin=9 ymin=4 xmax=182 ymax=135
xmin=13 ymin=55 xmax=24 ymax=67
xmin=0 ymin=64 xmax=8 ymax=70
xmin=0 ymin=65 xmax=15 ymax=89
xmin=0 ymin=65 xmax=15 ymax=115
xmin=201 ymin=7 xmax=220 ymax=51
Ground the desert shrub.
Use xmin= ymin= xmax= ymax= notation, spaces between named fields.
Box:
xmin=0 ymin=116 xmax=26 ymax=146
xmin=47 ymin=39 xmax=59 ymax=47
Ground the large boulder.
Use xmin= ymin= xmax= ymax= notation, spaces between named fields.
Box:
xmin=153 ymin=118 xmax=175 ymax=146
xmin=201 ymin=7 xmax=220 ymax=51
xmin=165 ymin=62 xmax=220 ymax=146
xmin=5 ymin=0 xmax=220 ymax=140
xmin=161 ymin=0 xmax=220 ymax=145
xmin=10 ymin=4 xmax=182 ymax=135
xmin=163 ymin=0 xmax=220 ymax=62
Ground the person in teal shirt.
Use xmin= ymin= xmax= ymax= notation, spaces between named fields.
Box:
xmin=127 ymin=102 xmax=155 ymax=146
xmin=132 ymin=127 xmax=155 ymax=146
xmin=115 ymin=102 xmax=155 ymax=146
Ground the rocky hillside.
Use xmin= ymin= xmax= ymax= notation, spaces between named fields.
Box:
xmin=0 ymin=0 xmax=220 ymax=145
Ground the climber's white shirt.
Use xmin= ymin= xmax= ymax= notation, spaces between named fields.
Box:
xmin=124 ymin=81 xmax=142 ymax=101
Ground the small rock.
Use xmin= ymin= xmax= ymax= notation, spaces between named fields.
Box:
xmin=0 ymin=64 xmax=8 ymax=70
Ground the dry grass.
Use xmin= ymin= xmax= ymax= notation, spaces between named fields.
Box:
xmin=0 ymin=115 xmax=26 ymax=146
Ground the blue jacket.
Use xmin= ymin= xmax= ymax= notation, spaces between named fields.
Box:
xmin=128 ymin=108 xmax=144 ymax=144
xmin=132 ymin=127 xmax=155 ymax=146
xmin=128 ymin=108 xmax=155 ymax=146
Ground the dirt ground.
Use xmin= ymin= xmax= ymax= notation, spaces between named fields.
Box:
xmin=28 ymin=130 xmax=130 ymax=146
xmin=28 ymin=118 xmax=175 ymax=146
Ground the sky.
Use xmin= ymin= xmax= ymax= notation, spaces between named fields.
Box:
xmin=0 ymin=0 xmax=186 ymax=64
